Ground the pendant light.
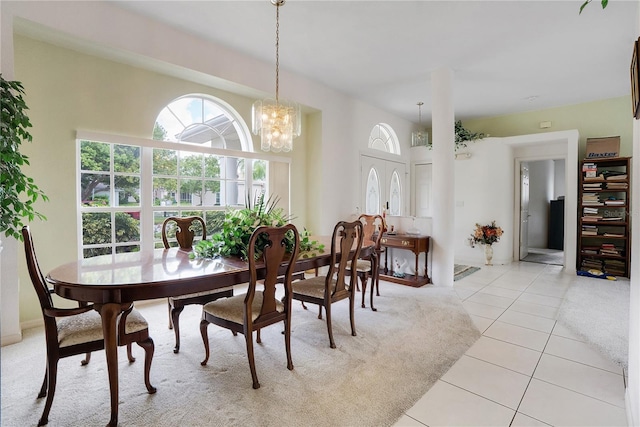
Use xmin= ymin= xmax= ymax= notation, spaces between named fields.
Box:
xmin=411 ymin=102 xmax=429 ymax=147
xmin=252 ymin=0 xmax=301 ymax=153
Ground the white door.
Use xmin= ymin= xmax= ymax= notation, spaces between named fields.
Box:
xmin=360 ymin=155 xmax=406 ymax=216
xmin=520 ymin=162 xmax=530 ymax=259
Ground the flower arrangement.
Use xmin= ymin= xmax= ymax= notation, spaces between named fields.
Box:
xmin=471 ymin=221 xmax=503 ymax=246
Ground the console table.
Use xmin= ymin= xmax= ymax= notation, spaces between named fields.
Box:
xmin=380 ymin=233 xmax=430 ymax=287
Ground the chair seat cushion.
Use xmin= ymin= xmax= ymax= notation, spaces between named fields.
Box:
xmin=202 ymin=292 xmax=283 ymax=324
xmin=171 ymin=286 xmax=234 ymax=301
xmin=345 ymin=259 xmax=372 ymax=273
xmin=292 ymin=276 xmax=336 ymax=299
xmin=57 ymin=308 xmax=148 ymax=348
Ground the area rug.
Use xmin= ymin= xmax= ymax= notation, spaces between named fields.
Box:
xmin=522 ymin=249 xmax=564 ymax=266
xmin=454 ymin=264 xmax=481 ymax=281
xmin=1 ymin=283 xmax=480 ymax=427
xmin=557 ymin=277 xmax=629 ymax=370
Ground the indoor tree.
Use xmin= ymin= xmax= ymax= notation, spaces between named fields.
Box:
xmin=0 ymin=74 xmax=48 ymax=240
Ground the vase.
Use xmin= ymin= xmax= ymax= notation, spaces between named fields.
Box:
xmin=484 ymin=244 xmax=493 ymax=266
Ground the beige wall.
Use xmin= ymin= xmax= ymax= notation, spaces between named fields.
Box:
xmin=14 ymin=35 xmax=306 ymax=323
xmin=462 ymin=96 xmax=633 ymax=159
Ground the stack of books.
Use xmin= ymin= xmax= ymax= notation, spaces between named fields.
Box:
xmin=581 ymin=224 xmax=598 ymax=236
xmin=600 ymin=243 xmax=623 ymax=257
xmin=602 ymin=170 xmax=627 ymax=180
xmin=582 ymin=162 xmax=598 ymax=178
xmin=581 ymin=245 xmax=600 ymax=255
xmin=581 ymin=258 xmax=604 ymax=270
xmin=606 ymin=181 xmax=628 ymax=190
xmin=583 ymin=181 xmax=603 ymax=190
xmin=582 ymin=207 xmax=602 ymax=222
xmin=603 ymin=259 xmax=626 ymax=276
xmin=582 ymin=193 xmax=603 ymax=206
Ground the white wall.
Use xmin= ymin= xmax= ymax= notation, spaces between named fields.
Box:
xmin=554 ymin=159 xmax=566 ymax=199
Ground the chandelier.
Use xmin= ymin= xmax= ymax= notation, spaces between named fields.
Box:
xmin=411 ymin=102 xmax=429 ymax=147
xmin=252 ymin=0 xmax=301 ymax=153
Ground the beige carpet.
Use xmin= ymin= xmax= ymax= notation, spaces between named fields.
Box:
xmin=1 ymin=282 xmax=480 ymax=427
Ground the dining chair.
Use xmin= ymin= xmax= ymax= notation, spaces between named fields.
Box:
xmin=162 ymin=216 xmax=234 ymax=353
xmin=199 ymin=224 xmax=300 ymax=389
xmin=346 ymin=214 xmax=384 ymax=311
xmin=292 ymin=220 xmax=364 ymax=348
xmin=21 ymin=225 xmax=156 ymax=427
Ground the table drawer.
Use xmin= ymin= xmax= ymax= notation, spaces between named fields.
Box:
xmin=380 ymin=236 xmax=416 ymax=250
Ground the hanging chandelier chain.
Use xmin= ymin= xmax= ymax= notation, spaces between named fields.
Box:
xmin=275 ymin=2 xmax=280 ymax=102
xmin=417 ymin=101 xmax=424 ymax=125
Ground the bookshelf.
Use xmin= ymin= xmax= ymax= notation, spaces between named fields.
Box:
xmin=577 ymin=157 xmax=631 ymax=278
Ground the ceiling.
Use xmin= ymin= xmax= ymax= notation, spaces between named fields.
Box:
xmin=108 ymin=0 xmax=637 ymax=126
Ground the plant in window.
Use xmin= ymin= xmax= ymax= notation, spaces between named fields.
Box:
xmin=191 ymin=192 xmax=323 ymax=260
xmin=1 ymin=75 xmax=48 ymax=240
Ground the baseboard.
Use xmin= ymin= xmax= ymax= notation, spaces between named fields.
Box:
xmin=626 ymin=387 xmax=637 ymax=427
xmin=1 ymin=331 xmax=22 ymax=347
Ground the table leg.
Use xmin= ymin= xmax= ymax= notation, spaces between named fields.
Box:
xmin=370 ymin=253 xmax=378 ymax=312
xmin=95 ymin=302 xmax=126 ymax=427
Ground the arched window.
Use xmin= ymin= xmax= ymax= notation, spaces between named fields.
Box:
xmin=389 ymin=170 xmax=402 ymax=216
xmin=368 ymin=123 xmax=400 ymax=155
xmin=154 ymin=95 xmax=252 ymax=151
xmin=365 ymin=168 xmax=381 ymax=215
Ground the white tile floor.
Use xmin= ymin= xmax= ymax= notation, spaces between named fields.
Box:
xmin=394 ymin=261 xmax=628 ymax=427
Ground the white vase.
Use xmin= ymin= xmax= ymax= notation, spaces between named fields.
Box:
xmin=484 ymin=244 xmax=493 ymax=266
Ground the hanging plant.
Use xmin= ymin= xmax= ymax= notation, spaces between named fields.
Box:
xmin=1 ymin=74 xmax=48 ymax=240
xmin=426 ymin=120 xmax=485 ymax=151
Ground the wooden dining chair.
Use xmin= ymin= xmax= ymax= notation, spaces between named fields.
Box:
xmin=346 ymin=214 xmax=384 ymax=311
xmin=21 ymin=226 xmax=156 ymax=427
xmin=162 ymin=216 xmax=234 ymax=353
xmin=199 ymin=224 xmax=300 ymax=389
xmin=292 ymin=220 xmax=364 ymax=348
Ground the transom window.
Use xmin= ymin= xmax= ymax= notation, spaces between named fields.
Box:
xmin=368 ymin=123 xmax=400 ymax=155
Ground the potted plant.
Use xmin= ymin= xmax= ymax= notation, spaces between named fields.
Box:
xmin=1 ymin=74 xmax=48 ymax=240
xmin=191 ymin=192 xmax=324 ymax=260
xmin=426 ymin=120 xmax=485 ymax=151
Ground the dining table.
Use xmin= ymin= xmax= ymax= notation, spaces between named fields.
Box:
xmin=45 ymin=237 xmax=374 ymax=426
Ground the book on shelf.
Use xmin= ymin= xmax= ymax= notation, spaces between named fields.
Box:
xmin=583 ymin=207 xmax=599 ymax=214
xmin=582 ymin=216 xmax=603 ymax=222
xmin=605 ymin=183 xmax=628 ymax=189
xmin=601 ymin=217 xmax=623 ymax=221
xmin=604 ymin=200 xmax=625 ymax=206
xmin=602 ymin=233 xmax=625 ymax=238
xmin=583 ymin=182 xmax=603 ymax=189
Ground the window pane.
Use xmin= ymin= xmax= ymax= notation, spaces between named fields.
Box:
xmin=204 ymin=180 xmax=221 ymax=206
xmin=153 ymin=149 xmax=177 ymax=175
xmin=236 ymin=159 xmax=245 ymax=180
xmin=116 ymin=245 xmax=140 ymax=254
xmin=154 ymin=211 xmax=179 ymax=241
xmin=180 ymin=152 xmax=203 ymax=177
xmin=205 ymin=155 xmax=222 ymax=178
xmin=114 ymin=176 xmax=140 ymax=206
xmin=225 ymin=181 xmax=244 ymax=206
xmin=389 ymin=171 xmax=401 ymax=216
xmin=154 ymin=178 xmax=177 ymax=206
xmin=204 ymin=210 xmax=226 ymax=235
xmin=180 ymin=179 xmax=202 ymax=206
xmin=115 ymin=212 xmax=140 ymax=243
xmin=82 ymin=212 xmax=112 ymax=245
xmin=114 ymin=145 xmax=140 ymax=173
xmin=366 ymin=168 xmax=380 ymax=215
xmin=81 ymin=174 xmax=110 ymax=206
xmin=83 ymin=247 xmax=111 ymax=258
xmin=80 ymin=141 xmax=110 ymax=171
xmin=253 ymin=160 xmax=267 ymax=181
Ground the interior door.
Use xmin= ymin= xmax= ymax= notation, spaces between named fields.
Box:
xmin=519 ymin=162 xmax=530 ymax=259
xmin=360 ymin=155 xmax=406 ymax=216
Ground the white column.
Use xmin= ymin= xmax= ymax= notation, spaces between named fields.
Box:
xmin=431 ymin=68 xmax=455 ymax=287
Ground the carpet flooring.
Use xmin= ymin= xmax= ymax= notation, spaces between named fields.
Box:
xmin=1 ymin=282 xmax=480 ymax=427
xmin=557 ymin=277 xmax=629 ymax=370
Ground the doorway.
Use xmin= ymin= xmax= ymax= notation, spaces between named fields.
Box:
xmin=519 ymin=159 xmax=566 ymax=266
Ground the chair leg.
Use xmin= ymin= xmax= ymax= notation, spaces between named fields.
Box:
xmin=39 ymin=358 xmax=58 ymax=426
xmin=360 ymin=273 xmax=368 ymax=308
xmin=80 ymin=352 xmax=92 ymax=366
xmin=349 ymin=289 xmax=357 ymax=338
xmin=167 ymin=299 xmax=173 ymax=329
xmin=126 ymin=343 xmax=135 ymax=363
xmin=325 ymin=302 xmax=336 ymax=349
xmin=137 ymin=337 xmax=156 ymax=394
xmin=256 ymin=329 xmax=261 ymax=344
xmin=171 ymin=305 xmax=185 ymax=353
xmin=318 ymin=305 xmax=323 ymax=320
xmin=38 ymin=369 xmax=47 ymax=398
xmin=200 ymin=320 xmax=211 ymax=366
xmin=245 ymin=330 xmax=260 ymax=389
xmin=284 ymin=317 xmax=293 ymax=371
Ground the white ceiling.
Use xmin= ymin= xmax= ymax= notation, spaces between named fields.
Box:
xmin=109 ymin=0 xmax=637 ymax=125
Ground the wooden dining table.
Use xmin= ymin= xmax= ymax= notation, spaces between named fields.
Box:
xmin=45 ymin=237 xmax=374 ymax=426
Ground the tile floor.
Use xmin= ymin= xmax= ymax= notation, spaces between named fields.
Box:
xmin=394 ymin=261 xmax=628 ymax=427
